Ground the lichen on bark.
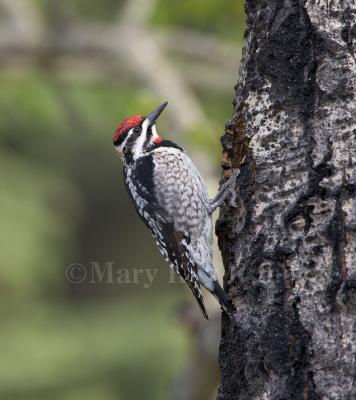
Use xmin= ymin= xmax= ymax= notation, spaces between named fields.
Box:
xmin=216 ymin=1 xmax=356 ymax=399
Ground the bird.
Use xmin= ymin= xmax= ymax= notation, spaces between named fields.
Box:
xmin=113 ymin=102 xmax=237 ymax=319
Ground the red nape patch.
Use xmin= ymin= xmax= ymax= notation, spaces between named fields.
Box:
xmin=153 ymin=136 xmax=163 ymax=144
xmin=113 ymin=115 xmax=143 ymax=143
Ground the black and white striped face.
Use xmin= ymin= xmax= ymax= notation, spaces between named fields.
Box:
xmin=113 ymin=102 xmax=167 ymax=163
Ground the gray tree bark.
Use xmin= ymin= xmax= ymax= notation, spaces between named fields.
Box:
xmin=216 ymin=1 xmax=355 ymax=399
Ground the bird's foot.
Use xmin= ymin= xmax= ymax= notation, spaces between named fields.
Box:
xmin=208 ymin=168 xmax=241 ymax=213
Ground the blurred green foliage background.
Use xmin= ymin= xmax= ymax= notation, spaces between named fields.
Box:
xmin=0 ymin=1 xmax=244 ymax=399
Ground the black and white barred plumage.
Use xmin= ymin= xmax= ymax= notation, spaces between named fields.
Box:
xmin=113 ymin=102 xmax=235 ymax=319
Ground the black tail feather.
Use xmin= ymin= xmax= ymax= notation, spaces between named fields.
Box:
xmin=188 ymin=283 xmax=209 ymax=320
xmin=213 ymin=281 xmax=235 ymax=317
xmin=195 ymin=295 xmax=209 ymax=320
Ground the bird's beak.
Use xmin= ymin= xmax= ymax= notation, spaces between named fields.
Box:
xmin=146 ymin=102 xmax=168 ymax=128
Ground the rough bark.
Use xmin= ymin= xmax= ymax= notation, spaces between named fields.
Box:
xmin=217 ymin=1 xmax=355 ymax=399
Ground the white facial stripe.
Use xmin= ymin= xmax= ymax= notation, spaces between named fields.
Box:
xmin=142 ymin=118 xmax=150 ymax=132
xmin=132 ymin=119 xmax=149 ymax=160
xmin=117 ymin=128 xmax=133 ymax=154
xmin=151 ymin=125 xmax=159 ymax=141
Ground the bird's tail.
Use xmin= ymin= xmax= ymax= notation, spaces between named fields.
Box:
xmin=212 ymin=281 xmax=235 ymax=317
xmin=188 ymin=282 xmax=209 ymax=320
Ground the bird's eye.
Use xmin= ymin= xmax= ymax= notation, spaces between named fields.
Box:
xmin=133 ymin=127 xmax=142 ymax=134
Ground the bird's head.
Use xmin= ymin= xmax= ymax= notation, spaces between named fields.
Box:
xmin=113 ymin=102 xmax=167 ymax=161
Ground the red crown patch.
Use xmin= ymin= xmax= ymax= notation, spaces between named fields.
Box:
xmin=113 ymin=116 xmax=143 ymax=143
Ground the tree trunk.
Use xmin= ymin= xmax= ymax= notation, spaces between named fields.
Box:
xmin=216 ymin=2 xmax=355 ymax=399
